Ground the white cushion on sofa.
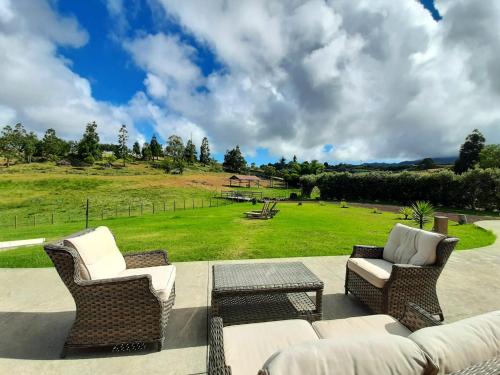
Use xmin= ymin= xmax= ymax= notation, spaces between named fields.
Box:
xmin=347 ymin=258 xmax=393 ymax=288
xmin=120 ymin=265 xmax=176 ymax=301
xmin=64 ymin=226 xmax=126 ymax=280
xmin=409 ymin=310 xmax=500 ymax=374
xmin=223 ymin=319 xmax=319 ymax=375
xmin=383 ymin=224 xmax=445 ymax=266
xmin=260 ymin=335 xmax=437 ymax=375
xmin=312 ymin=314 xmax=411 ymax=339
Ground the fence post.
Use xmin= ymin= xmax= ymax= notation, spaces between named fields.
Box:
xmin=141 ymin=202 xmax=143 ymax=215
xmin=192 ymin=199 xmax=194 ymax=209
xmin=51 ymin=212 xmax=54 ymax=225
xmin=184 ymin=199 xmax=186 ymax=210
xmin=128 ymin=204 xmax=131 ymax=217
xmin=85 ymin=199 xmax=89 ymax=229
xmin=101 ymin=210 xmax=104 ymax=220
xmin=163 ymin=201 xmax=166 ymax=212
xmin=210 ymin=198 xmax=212 ymax=207
xmin=33 ymin=214 xmax=36 ymax=227
xmin=153 ymin=203 xmax=155 ymax=214
xmin=202 ymin=199 xmax=204 ymax=208
xmin=174 ymin=200 xmax=176 ymax=211
xmin=14 ymin=215 xmax=17 ymax=229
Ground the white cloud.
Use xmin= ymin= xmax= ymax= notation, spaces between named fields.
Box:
xmin=0 ymin=0 xmax=143 ymax=144
xmin=139 ymin=0 xmax=500 ymax=161
xmin=2 ymin=0 xmax=500 ymax=162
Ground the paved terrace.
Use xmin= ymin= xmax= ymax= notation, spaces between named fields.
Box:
xmin=0 ymin=221 xmax=499 ymax=375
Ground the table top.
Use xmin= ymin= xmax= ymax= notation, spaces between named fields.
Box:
xmin=212 ymin=262 xmax=323 ymax=293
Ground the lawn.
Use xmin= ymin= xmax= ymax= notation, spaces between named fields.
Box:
xmin=0 ymin=162 xmax=295 ymax=228
xmin=0 ymin=202 xmax=495 ymax=268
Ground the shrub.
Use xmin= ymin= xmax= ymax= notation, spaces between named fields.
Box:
xmin=307 ymin=169 xmax=500 ymax=210
xmin=412 ymin=201 xmax=435 ymax=229
xmin=289 ymin=192 xmax=298 ymax=200
xmin=399 ymin=206 xmax=413 ymax=220
xmin=340 ymin=200 xmax=348 ymax=208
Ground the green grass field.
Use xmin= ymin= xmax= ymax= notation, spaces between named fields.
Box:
xmin=0 ymin=202 xmax=495 ymax=268
xmin=0 ymin=162 xmax=295 ymax=228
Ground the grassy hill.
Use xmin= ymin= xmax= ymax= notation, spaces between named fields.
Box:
xmin=0 ymin=162 xmax=294 ymax=229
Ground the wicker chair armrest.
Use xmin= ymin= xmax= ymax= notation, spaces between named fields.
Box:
xmin=76 ymin=274 xmax=162 ymax=304
xmin=209 ymin=317 xmax=231 ymax=375
xmin=351 ymin=245 xmax=384 ymax=258
xmin=124 ymin=249 xmax=170 ymax=268
xmin=399 ymin=302 xmax=442 ymax=332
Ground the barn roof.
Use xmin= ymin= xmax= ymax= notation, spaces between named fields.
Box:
xmin=229 ymin=175 xmax=261 ymax=181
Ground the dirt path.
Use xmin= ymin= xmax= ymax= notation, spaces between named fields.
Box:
xmin=349 ymin=202 xmax=498 ymax=223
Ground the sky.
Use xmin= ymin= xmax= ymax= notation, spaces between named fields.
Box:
xmin=1 ymin=0 xmax=500 ymax=165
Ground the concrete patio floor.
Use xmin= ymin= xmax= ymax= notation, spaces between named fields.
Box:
xmin=0 ymin=221 xmax=499 ymax=375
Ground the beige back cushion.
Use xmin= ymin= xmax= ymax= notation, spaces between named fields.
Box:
xmin=64 ymin=226 xmax=126 ymax=280
xmin=260 ymin=335 xmax=437 ymax=375
xmin=383 ymin=223 xmax=445 ymax=266
xmin=409 ymin=311 xmax=500 ymax=374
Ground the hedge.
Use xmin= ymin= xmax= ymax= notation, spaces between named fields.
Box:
xmin=299 ymin=169 xmax=500 ymax=210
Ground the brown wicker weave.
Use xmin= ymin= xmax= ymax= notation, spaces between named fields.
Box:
xmin=212 ymin=262 xmax=323 ymax=326
xmin=345 ymin=237 xmax=459 ymax=320
xmin=208 ymin=303 xmax=441 ymax=375
xmin=44 ymin=229 xmax=175 ymax=357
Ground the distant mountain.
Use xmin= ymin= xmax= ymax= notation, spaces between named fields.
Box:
xmin=354 ymin=156 xmax=457 ymax=169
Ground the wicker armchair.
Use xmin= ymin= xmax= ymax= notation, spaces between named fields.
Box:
xmin=345 ymin=236 xmax=459 ymax=321
xmin=44 ymin=228 xmax=175 ymax=357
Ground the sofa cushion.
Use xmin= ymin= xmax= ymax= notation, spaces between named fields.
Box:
xmin=119 ymin=265 xmax=176 ymax=301
xmin=409 ymin=310 xmax=500 ymax=374
xmin=383 ymin=223 xmax=445 ymax=266
xmin=223 ymin=319 xmax=319 ymax=375
xmin=260 ymin=335 xmax=437 ymax=375
xmin=312 ymin=314 xmax=411 ymax=339
xmin=347 ymin=258 xmax=392 ymax=288
xmin=64 ymin=226 xmax=126 ymax=280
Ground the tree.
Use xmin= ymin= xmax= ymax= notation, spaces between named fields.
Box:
xmin=41 ymin=128 xmax=68 ymax=160
xmin=0 ymin=124 xmax=25 ymax=166
xmin=184 ymin=139 xmax=197 ymax=164
xmin=412 ymin=201 xmax=435 ymax=229
xmin=117 ymin=124 xmax=128 ymax=166
xmin=417 ymin=158 xmax=436 ymax=170
xmin=262 ymin=165 xmax=277 ymax=177
xmin=479 ymin=144 xmax=500 ymax=169
xmin=23 ymin=132 xmax=38 ymax=163
xmin=77 ymin=121 xmax=101 ymax=164
xmin=165 ymin=135 xmax=185 ymax=173
xmin=292 ymin=155 xmax=298 ymax=163
xmin=223 ymin=145 xmax=247 ymax=173
xmin=132 ymin=141 xmax=141 ymax=159
xmin=199 ymin=137 xmax=210 ymax=164
xmin=454 ymin=129 xmax=485 ymax=174
xmin=141 ymin=142 xmax=152 ymax=161
xmin=150 ymin=135 xmax=162 ymax=160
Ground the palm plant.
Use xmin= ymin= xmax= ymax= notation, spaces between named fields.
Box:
xmin=399 ymin=206 xmax=413 ymax=220
xmin=412 ymin=201 xmax=435 ymax=229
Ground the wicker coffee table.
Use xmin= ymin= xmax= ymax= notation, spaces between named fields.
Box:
xmin=211 ymin=262 xmax=324 ymax=326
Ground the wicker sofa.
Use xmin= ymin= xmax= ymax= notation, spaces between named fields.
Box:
xmin=44 ymin=226 xmax=176 ymax=357
xmin=345 ymin=223 xmax=459 ymax=320
xmin=209 ymin=304 xmax=500 ymax=375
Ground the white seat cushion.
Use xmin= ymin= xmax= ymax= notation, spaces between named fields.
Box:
xmin=223 ymin=319 xmax=319 ymax=375
xmin=64 ymin=226 xmax=126 ymax=280
xmin=409 ymin=310 xmax=500 ymax=374
xmin=119 ymin=265 xmax=176 ymax=301
xmin=347 ymin=258 xmax=393 ymax=288
xmin=312 ymin=314 xmax=411 ymax=339
xmin=383 ymin=223 xmax=445 ymax=266
xmin=261 ymin=335 xmax=436 ymax=375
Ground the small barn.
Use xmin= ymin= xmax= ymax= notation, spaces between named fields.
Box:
xmin=228 ymin=175 xmax=261 ymax=188
xmin=269 ymin=176 xmax=286 ymax=188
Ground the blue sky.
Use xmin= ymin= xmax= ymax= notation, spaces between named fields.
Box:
xmin=2 ymin=0 xmax=499 ymax=165
xmin=52 ymin=0 xmax=441 ymax=165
